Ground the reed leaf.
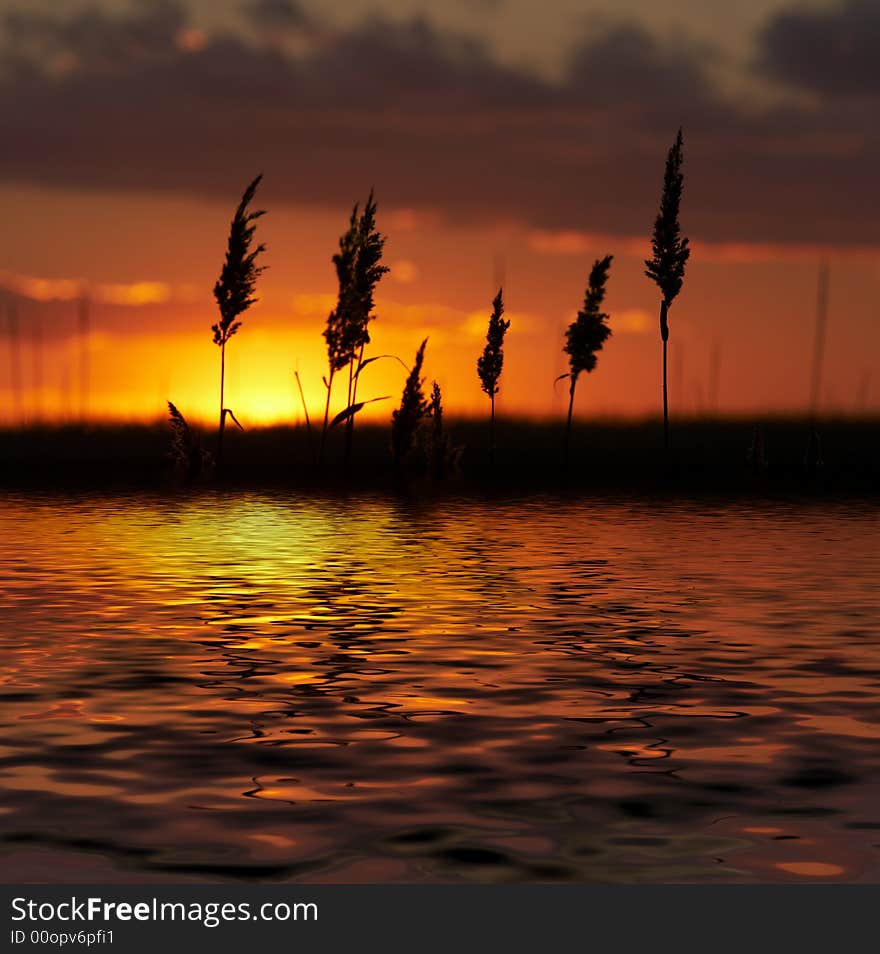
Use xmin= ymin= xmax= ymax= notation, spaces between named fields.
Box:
xmin=353 ymin=353 xmax=408 ymax=379
xmin=294 ymin=369 xmax=316 ymax=466
xmin=329 ymin=396 xmax=389 ymax=430
xmin=223 ymin=407 xmax=244 ymax=431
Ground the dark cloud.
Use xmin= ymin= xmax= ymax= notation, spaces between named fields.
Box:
xmin=758 ymin=0 xmax=880 ymax=98
xmin=0 ymin=1 xmax=877 ymax=246
xmin=2 ymin=0 xmax=185 ymax=75
xmin=244 ymin=0 xmax=322 ymax=46
xmin=247 ymin=0 xmax=313 ymax=30
xmin=566 ymin=24 xmax=712 ymax=111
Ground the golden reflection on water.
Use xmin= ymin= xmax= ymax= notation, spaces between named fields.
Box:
xmin=0 ymin=493 xmax=879 ymax=883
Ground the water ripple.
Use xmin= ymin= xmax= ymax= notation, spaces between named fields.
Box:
xmin=1 ymin=493 xmax=878 ymax=882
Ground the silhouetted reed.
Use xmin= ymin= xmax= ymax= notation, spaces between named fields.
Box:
xmin=560 ymin=255 xmax=613 ymax=468
xmin=646 ymin=130 xmax=690 ymax=452
xmin=212 ymin=174 xmax=266 ymax=467
xmin=391 ymin=339 xmax=429 ymax=468
xmin=424 ymin=380 xmax=461 ymax=479
xmin=428 ymin=381 xmax=445 ymax=477
xmin=320 ymin=191 xmax=389 ymax=467
xmin=328 ymin=393 xmax=389 ymax=432
xmin=477 ymin=288 xmax=509 ymax=462
xmin=294 ymin=369 xmax=316 ymax=466
xmin=167 ymin=401 xmax=212 ymax=481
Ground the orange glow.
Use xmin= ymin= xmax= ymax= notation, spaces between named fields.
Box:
xmin=0 ymin=270 xmax=180 ymax=306
xmin=1 ymin=187 xmax=879 ymax=427
xmin=0 ymin=298 xmax=555 ymax=426
xmin=529 ymin=228 xmax=880 ymax=266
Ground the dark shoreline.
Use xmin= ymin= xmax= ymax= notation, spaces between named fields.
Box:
xmin=1 ymin=416 xmax=878 ymax=499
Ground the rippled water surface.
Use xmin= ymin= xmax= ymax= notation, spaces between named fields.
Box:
xmin=1 ymin=492 xmax=879 ymax=883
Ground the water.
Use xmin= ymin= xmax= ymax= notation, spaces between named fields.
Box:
xmin=1 ymin=492 xmax=879 ymax=883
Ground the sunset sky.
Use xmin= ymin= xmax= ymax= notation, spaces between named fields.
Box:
xmin=0 ymin=0 xmax=878 ymax=425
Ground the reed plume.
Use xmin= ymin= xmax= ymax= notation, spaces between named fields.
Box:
xmin=167 ymin=401 xmax=212 ymax=481
xmin=430 ymin=380 xmax=443 ymax=444
xmin=391 ymin=338 xmax=429 ymax=467
xmin=645 ymin=129 xmax=690 ymax=452
xmin=426 ymin=380 xmax=456 ymax=479
xmin=477 ymin=288 xmax=509 ymax=461
xmin=560 ymin=255 xmax=613 ymax=467
xmin=212 ymin=174 xmax=266 ymax=466
xmin=320 ymin=191 xmax=389 ymax=466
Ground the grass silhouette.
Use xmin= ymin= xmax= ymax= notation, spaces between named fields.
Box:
xmin=560 ymin=255 xmax=613 ymax=468
xmin=645 ymin=129 xmax=690 ymax=454
xmin=391 ymin=338 xmax=429 ymax=469
xmin=212 ymin=174 xmax=266 ymax=469
xmin=477 ymin=288 xmax=509 ymax=463
xmin=294 ymin=369 xmax=316 ymax=467
xmin=320 ymin=192 xmax=389 ymax=468
xmin=167 ymin=401 xmax=211 ymax=482
xmin=426 ymin=380 xmax=458 ymax=479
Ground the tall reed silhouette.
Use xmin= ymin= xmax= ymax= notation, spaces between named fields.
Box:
xmin=391 ymin=338 xmax=428 ymax=467
xmin=425 ymin=380 xmax=460 ymax=478
xmin=428 ymin=380 xmax=445 ymax=477
xmin=477 ymin=288 xmax=509 ymax=462
xmin=560 ymin=255 xmax=613 ymax=468
xmin=212 ymin=175 xmax=266 ymax=466
xmin=320 ymin=191 xmax=389 ymax=467
xmin=645 ymin=129 xmax=690 ymax=452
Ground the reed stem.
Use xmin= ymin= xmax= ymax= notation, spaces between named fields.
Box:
xmin=217 ymin=340 xmax=226 ymax=466
xmin=294 ymin=370 xmax=316 ymax=467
